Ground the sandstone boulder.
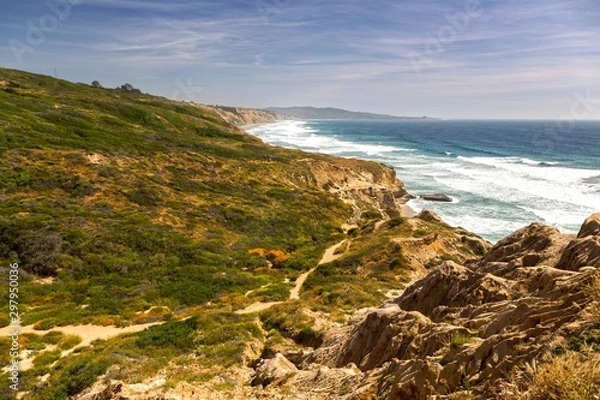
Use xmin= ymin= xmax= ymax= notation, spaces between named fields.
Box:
xmin=417 ymin=209 xmax=444 ymax=223
xmin=252 ymin=353 xmax=298 ymax=387
xmin=478 ymin=222 xmax=568 ymax=268
xmin=577 ymin=213 xmax=600 ymax=238
xmin=555 ymin=214 xmax=600 ymax=271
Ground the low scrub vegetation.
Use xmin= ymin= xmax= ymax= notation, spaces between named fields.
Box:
xmin=0 ymin=67 xmax=358 ymax=396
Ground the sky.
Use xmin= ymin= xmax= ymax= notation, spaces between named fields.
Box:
xmin=1 ymin=0 xmax=599 ymax=119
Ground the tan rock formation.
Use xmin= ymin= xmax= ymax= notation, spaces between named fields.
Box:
xmin=556 ymin=213 xmax=600 ymax=271
xmin=303 ymin=158 xmax=411 ymax=220
xmin=282 ymin=215 xmax=600 ymax=399
xmin=199 ymin=105 xmax=278 ymax=125
xmin=252 ymin=353 xmax=298 ymax=387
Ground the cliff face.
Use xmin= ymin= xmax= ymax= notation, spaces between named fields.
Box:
xmin=302 ymin=157 xmax=412 ymax=222
xmin=199 ymin=104 xmax=280 ymax=125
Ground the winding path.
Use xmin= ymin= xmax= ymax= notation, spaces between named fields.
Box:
xmin=0 ymin=239 xmax=349 ymax=370
xmin=236 ymin=239 xmax=347 ymax=314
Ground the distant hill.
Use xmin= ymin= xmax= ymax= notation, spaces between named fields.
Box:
xmin=266 ymin=106 xmax=434 ymax=121
xmin=190 ymin=106 xmax=434 ymax=126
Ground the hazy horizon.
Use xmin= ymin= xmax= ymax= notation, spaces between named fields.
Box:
xmin=2 ymin=0 xmax=599 ymax=119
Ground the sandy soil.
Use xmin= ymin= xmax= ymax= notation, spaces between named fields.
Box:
xmin=0 ymin=322 xmax=160 ymax=348
xmin=0 ymin=321 xmax=161 ymax=371
xmin=234 ymin=301 xmax=283 ymax=315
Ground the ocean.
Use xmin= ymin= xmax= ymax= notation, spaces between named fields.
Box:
xmin=247 ymin=120 xmax=600 ymax=243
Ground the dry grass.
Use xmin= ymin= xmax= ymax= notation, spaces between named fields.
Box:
xmin=507 ymin=350 xmax=600 ymax=400
xmin=502 ymin=272 xmax=600 ymax=400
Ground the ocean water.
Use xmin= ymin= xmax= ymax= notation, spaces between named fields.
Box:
xmin=247 ymin=120 xmax=600 ymax=243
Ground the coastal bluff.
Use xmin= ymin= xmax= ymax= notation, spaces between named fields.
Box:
xmin=2 ymin=68 xmax=598 ymax=400
xmin=198 ymin=104 xmax=283 ymax=125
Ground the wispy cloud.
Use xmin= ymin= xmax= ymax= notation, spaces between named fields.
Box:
xmin=0 ymin=0 xmax=598 ymax=118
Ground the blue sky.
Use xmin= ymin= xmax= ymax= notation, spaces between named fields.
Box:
xmin=1 ymin=0 xmax=599 ymax=118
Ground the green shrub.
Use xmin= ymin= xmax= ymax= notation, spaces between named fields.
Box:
xmin=385 ymin=217 xmax=406 ymax=228
xmin=135 ymin=318 xmax=198 ymax=350
xmin=33 ymin=318 xmax=58 ymax=331
xmin=32 ymin=355 xmax=112 ymax=399
xmin=126 ymin=185 xmax=161 ymax=207
xmin=33 ymin=349 xmax=62 ymax=368
xmin=569 ymin=327 xmax=600 ymax=352
xmin=58 ymin=335 xmax=83 ymax=351
xmin=17 ymin=230 xmax=63 ymax=276
xmin=42 ymin=331 xmax=64 ymax=345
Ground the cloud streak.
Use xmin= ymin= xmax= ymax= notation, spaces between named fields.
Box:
xmin=0 ymin=0 xmax=598 ymax=119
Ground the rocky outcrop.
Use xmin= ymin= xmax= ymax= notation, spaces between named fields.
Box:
xmin=283 ymin=214 xmax=600 ymax=399
xmin=476 ymin=222 xmax=571 ymax=268
xmin=420 ymin=193 xmax=452 ymax=202
xmin=118 ymin=83 xmax=141 ymax=93
xmin=252 ymin=353 xmax=298 ymax=387
xmin=303 ymin=158 xmax=411 ymax=220
xmin=76 ymin=377 xmax=166 ymax=399
xmin=417 ymin=209 xmax=444 ymax=223
xmin=556 ymin=214 xmax=600 ymax=271
xmin=578 ymin=214 xmax=600 ymax=238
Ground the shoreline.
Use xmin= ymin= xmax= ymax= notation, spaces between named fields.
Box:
xmin=242 ymin=122 xmax=421 ymax=221
xmin=241 ymin=120 xmax=595 ymax=243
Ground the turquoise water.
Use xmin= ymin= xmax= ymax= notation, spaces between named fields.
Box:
xmin=247 ymin=120 xmax=600 ymax=242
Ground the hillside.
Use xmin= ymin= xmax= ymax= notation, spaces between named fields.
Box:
xmin=0 ymin=68 xmax=474 ymax=399
xmin=0 ymin=68 xmax=598 ymax=400
xmin=265 ymin=106 xmax=434 ymax=121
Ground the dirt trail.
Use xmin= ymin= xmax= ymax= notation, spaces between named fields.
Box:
xmin=0 ymin=322 xmax=160 ymax=346
xmin=2 ymin=240 xmax=349 ymax=355
xmin=234 ymin=301 xmax=283 ymax=315
xmin=0 ymin=322 xmax=161 ymax=371
xmin=2 ymin=239 xmax=350 ymax=368
xmin=236 ymin=239 xmax=347 ymax=314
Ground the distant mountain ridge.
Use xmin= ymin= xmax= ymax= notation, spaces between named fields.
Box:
xmin=266 ymin=106 xmax=434 ymax=121
xmin=200 ymin=105 xmax=435 ymax=126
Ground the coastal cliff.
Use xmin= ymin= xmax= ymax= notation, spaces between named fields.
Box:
xmin=199 ymin=104 xmax=282 ymax=125
xmin=1 ymin=68 xmax=598 ymax=400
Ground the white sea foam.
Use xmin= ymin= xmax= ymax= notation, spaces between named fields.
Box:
xmin=249 ymin=120 xmax=398 ymax=156
xmin=248 ymin=121 xmax=600 ymax=242
xmin=456 ymin=156 xmax=597 ymax=184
